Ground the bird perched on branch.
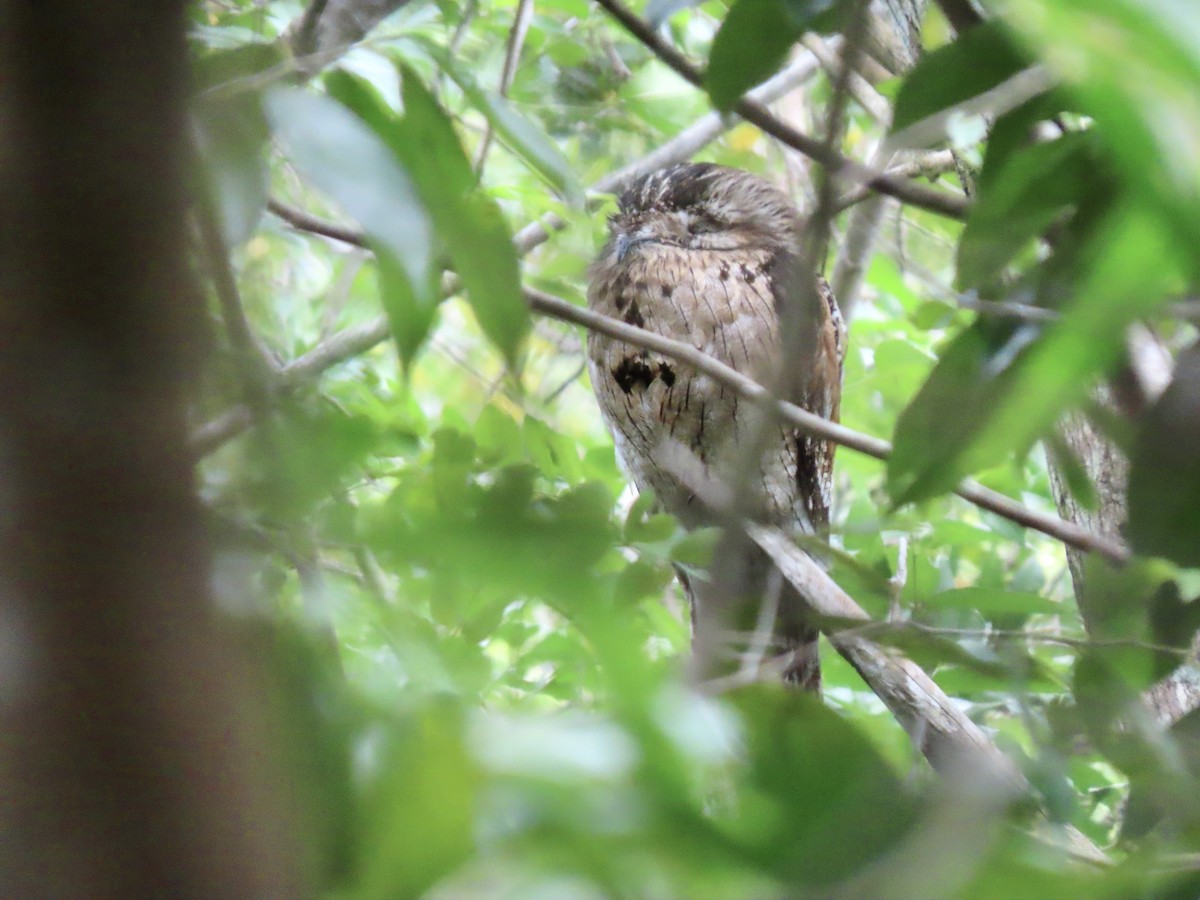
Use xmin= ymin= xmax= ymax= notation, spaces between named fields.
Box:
xmin=587 ymin=163 xmax=844 ymax=689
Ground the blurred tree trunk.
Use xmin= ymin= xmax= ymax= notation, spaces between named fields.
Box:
xmin=0 ymin=4 xmax=306 ymax=895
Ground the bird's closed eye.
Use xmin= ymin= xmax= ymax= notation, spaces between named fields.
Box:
xmin=686 ymin=216 xmax=721 ymax=235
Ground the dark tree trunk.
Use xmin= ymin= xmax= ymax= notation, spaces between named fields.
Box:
xmin=0 ymin=4 xmax=305 ymax=894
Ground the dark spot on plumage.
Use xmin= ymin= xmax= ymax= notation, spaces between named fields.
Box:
xmin=658 ymin=363 xmax=675 ymax=387
xmin=740 ymin=263 xmax=757 ymax=284
xmin=718 ymin=264 xmax=730 ymax=281
xmin=612 ymin=355 xmax=656 ymax=394
xmin=624 ymin=301 xmax=645 ymax=328
xmin=660 ymin=284 xmax=673 ymax=298
xmin=611 ymin=273 xmax=631 ymax=310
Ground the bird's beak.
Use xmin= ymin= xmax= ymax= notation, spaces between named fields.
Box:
xmin=615 ymin=232 xmax=652 ymax=263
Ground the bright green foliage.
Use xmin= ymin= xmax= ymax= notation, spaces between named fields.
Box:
xmin=192 ymin=0 xmax=1200 ymax=896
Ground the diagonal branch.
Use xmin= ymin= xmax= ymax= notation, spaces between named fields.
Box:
xmin=197 ymin=206 xmax=1132 ymax=564
xmin=522 ymin=286 xmax=1130 ymax=564
xmin=592 ymin=0 xmax=970 ymax=220
xmin=748 ymin=523 xmax=1109 ymax=864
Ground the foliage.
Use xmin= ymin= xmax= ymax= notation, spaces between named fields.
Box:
xmin=192 ymin=0 xmax=1200 ymax=896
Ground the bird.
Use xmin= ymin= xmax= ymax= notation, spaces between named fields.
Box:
xmin=586 ymin=162 xmax=845 ymax=689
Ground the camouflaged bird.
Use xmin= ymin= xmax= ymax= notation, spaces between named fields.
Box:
xmin=587 ymin=163 xmax=845 ymax=689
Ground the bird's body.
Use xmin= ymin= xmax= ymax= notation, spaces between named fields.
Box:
xmin=586 ymin=163 xmax=844 ymax=688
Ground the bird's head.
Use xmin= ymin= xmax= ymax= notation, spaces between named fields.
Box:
xmin=605 ymin=163 xmax=803 ymax=262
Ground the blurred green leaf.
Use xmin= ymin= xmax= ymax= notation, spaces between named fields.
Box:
xmin=194 ymin=92 xmax=270 ymax=247
xmin=730 ymin=688 xmax=918 ymax=885
xmin=263 ymin=86 xmax=439 ymax=361
xmin=923 ymin=586 xmax=1060 ymax=617
xmin=706 ymin=0 xmax=844 ymax=112
xmin=889 ymin=202 xmax=1179 ymax=504
xmin=359 ymin=701 xmax=478 ymax=898
xmin=957 ymin=132 xmax=1096 ymax=288
xmin=892 ymin=21 xmax=1029 ymax=133
xmin=325 ymin=68 xmax=530 ymax=367
xmin=1003 ymin=0 xmax=1200 ymax=272
xmin=1129 ymin=344 xmax=1200 ymax=567
xmin=425 ymin=43 xmax=585 ymax=204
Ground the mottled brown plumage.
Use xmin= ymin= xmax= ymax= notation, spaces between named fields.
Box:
xmin=587 ymin=163 xmax=844 ymax=688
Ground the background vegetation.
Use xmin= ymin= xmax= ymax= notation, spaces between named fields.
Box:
xmin=5 ymin=0 xmax=1200 ymax=895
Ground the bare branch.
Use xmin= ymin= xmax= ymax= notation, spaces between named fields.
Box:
xmin=194 ymin=190 xmax=279 ymax=410
xmin=194 ymin=213 xmax=1131 ymax=564
xmin=267 ymin=197 xmax=367 ymax=245
xmin=593 ymin=0 xmax=970 ymax=220
xmin=833 ymin=149 xmax=957 ymax=212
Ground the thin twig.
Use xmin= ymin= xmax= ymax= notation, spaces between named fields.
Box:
xmin=511 ymin=49 xmax=825 ymax=256
xmin=801 ymin=33 xmax=891 ymax=124
xmin=593 ymin=0 xmax=970 ymax=220
xmin=472 ymin=0 xmax=533 ymax=172
xmin=832 ymin=149 xmax=957 ymax=212
xmin=267 ymin=198 xmax=367 ymax=245
xmin=267 ymin=49 xmax=824 ymax=256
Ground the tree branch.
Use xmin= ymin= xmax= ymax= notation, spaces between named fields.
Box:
xmin=283 ymin=0 xmax=415 ymax=77
xmin=748 ymin=524 xmax=1109 ymax=864
xmin=237 ymin=191 xmax=1131 ymax=562
xmin=593 ymin=0 xmax=970 ymax=220
xmin=523 ymin=286 xmax=1130 ymax=564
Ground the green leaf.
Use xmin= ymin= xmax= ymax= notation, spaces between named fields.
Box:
xmin=889 ymin=201 xmax=1179 ymax=505
xmin=731 ymin=689 xmax=918 ymax=885
xmin=192 ymin=43 xmax=285 ymax=246
xmin=1128 ymin=345 xmax=1200 ymax=567
xmin=262 ymin=86 xmax=439 ymax=362
xmin=670 ymin=526 xmax=721 ymax=567
xmin=887 ymin=318 xmax=1031 ymax=505
xmin=359 ymin=702 xmax=478 ymax=899
xmin=892 ymin=21 xmax=1029 ymax=132
xmin=923 ymin=587 xmax=1060 ymax=617
xmin=194 ymin=94 xmax=269 ymax=247
xmin=1002 ymin=0 xmax=1200 ymax=273
xmin=705 ymin=0 xmax=843 ymax=112
xmin=957 ymin=132 xmax=1096 ymax=288
xmin=423 ymin=43 xmax=584 ymax=204
xmin=326 ymin=68 xmax=530 ymax=366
